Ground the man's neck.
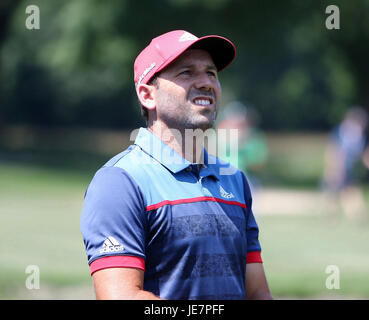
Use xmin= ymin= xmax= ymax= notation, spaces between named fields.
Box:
xmin=148 ymin=123 xmax=205 ymax=164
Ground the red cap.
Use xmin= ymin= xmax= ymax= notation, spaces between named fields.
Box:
xmin=134 ymin=30 xmax=236 ymax=87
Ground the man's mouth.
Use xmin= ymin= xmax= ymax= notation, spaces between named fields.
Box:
xmin=192 ymin=96 xmax=214 ymax=106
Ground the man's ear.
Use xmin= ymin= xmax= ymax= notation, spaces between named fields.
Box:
xmin=137 ymin=83 xmax=156 ymax=111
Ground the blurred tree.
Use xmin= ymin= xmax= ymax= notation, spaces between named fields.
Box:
xmin=0 ymin=0 xmax=22 ymax=127
xmin=0 ymin=1 xmax=20 ymax=44
xmin=0 ymin=0 xmax=368 ymax=130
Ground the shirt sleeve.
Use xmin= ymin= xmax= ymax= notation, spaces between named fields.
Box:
xmin=241 ymin=172 xmax=263 ymax=263
xmin=80 ymin=166 xmax=147 ymax=274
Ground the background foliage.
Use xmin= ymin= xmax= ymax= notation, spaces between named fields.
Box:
xmin=1 ymin=0 xmax=368 ymax=130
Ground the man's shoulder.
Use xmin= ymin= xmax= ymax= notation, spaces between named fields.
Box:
xmin=102 ymin=144 xmax=137 ymax=168
xmin=101 ymin=144 xmax=149 ymax=168
xmin=92 ymin=143 xmax=158 ymax=186
xmin=84 ymin=145 xmax=149 ymax=199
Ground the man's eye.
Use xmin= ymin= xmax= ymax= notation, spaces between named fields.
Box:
xmin=207 ymin=71 xmax=217 ymax=77
xmin=179 ymin=70 xmax=191 ymax=76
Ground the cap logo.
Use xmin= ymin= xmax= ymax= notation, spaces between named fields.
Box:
xmin=136 ymin=62 xmax=156 ymax=86
xmin=179 ymin=32 xmax=198 ymax=42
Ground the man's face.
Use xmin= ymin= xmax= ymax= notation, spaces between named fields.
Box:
xmin=152 ymin=49 xmax=221 ymax=131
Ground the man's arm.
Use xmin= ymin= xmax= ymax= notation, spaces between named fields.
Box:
xmin=245 ymin=263 xmax=273 ymax=300
xmin=92 ymin=267 xmax=163 ymax=300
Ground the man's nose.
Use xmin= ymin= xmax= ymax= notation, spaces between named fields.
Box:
xmin=194 ymin=73 xmax=213 ymax=91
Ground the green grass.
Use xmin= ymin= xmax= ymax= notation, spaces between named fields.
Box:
xmin=261 ymin=132 xmax=328 ymax=188
xmin=0 ymin=131 xmax=368 ymax=299
xmin=258 ymin=214 xmax=369 ymax=299
xmin=0 ymin=161 xmax=94 ymax=298
xmin=1 ymin=161 xmax=369 ymax=299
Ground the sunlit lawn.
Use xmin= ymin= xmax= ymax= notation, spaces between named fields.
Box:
xmin=0 ymin=161 xmax=93 ymax=298
xmin=258 ymin=213 xmax=369 ymax=299
xmin=1 ymin=138 xmax=368 ymax=299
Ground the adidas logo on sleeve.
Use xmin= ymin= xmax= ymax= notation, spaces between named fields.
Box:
xmin=99 ymin=236 xmax=124 ymax=254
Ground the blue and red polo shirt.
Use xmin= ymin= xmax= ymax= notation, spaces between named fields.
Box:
xmin=80 ymin=127 xmax=262 ymax=300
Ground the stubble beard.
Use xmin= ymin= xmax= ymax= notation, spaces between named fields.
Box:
xmin=158 ymin=94 xmax=217 ymax=133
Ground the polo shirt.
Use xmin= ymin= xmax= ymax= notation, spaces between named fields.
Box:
xmin=80 ymin=127 xmax=262 ymax=300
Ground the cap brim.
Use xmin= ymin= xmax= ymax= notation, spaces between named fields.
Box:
xmin=189 ymin=35 xmax=236 ymax=72
xmin=154 ymin=35 xmax=236 ymax=77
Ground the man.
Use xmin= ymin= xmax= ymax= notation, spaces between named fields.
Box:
xmin=322 ymin=106 xmax=369 ymax=221
xmin=80 ymin=30 xmax=272 ymax=300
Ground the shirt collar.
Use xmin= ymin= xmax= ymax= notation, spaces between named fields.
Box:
xmin=134 ymin=127 xmax=219 ymax=180
xmin=134 ymin=127 xmax=191 ymax=174
xmin=200 ymin=148 xmax=220 ymax=180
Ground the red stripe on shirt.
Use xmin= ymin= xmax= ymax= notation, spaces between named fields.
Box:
xmin=146 ymin=196 xmax=247 ymax=211
xmin=90 ymin=255 xmax=145 ymax=275
xmin=246 ymin=251 xmax=263 ymax=264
